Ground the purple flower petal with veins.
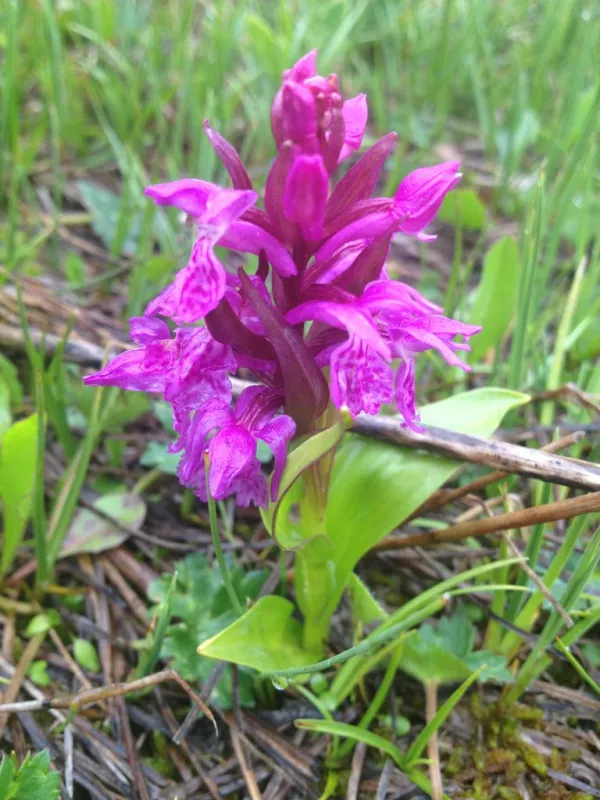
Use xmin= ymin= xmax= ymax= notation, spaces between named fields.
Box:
xmin=329 ymin=336 xmax=393 ymax=416
xmin=177 ymin=387 xmax=295 ymax=506
xmin=338 ymin=94 xmax=368 ymax=162
xmin=394 ymin=161 xmax=461 ymax=236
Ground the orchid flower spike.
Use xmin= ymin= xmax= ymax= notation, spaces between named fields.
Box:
xmin=84 ymin=49 xmax=480 ymax=507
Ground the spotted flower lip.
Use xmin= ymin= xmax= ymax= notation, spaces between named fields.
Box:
xmin=178 ymin=386 xmax=295 ymax=506
xmin=83 ymin=48 xmax=477 ymax=506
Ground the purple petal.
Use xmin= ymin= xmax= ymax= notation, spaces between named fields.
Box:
xmin=226 ymin=463 xmax=268 ymax=507
xmin=282 ymin=153 xmax=328 ymax=240
xmin=360 ymin=279 xmax=443 ymax=315
xmin=201 ymin=188 xmax=258 ymax=231
xmin=174 ymin=325 xmax=236 ymax=383
xmin=332 ymin=234 xmax=392 ymax=295
xmin=264 ymin=144 xmax=301 ymax=245
xmin=219 ymin=220 xmax=297 ymax=277
xmin=83 ymin=349 xmax=168 ymax=393
xmin=282 ymin=81 xmax=318 ymax=145
xmin=338 ymin=94 xmax=368 ymax=162
xmin=393 ymin=161 xmax=461 ymax=236
xmin=286 ymin=300 xmax=391 ymax=361
xmin=397 ymin=323 xmax=471 ymax=369
xmin=234 ymin=385 xmax=279 ymax=426
xmin=304 ymin=240 xmax=369 ymax=287
xmin=329 ymin=336 xmax=393 ymax=416
xmin=325 ymin=133 xmax=397 ymax=224
xmin=287 ymin=50 xmax=317 ymax=82
xmin=129 ymin=316 xmax=171 ymax=345
xmin=145 ymin=240 xmax=227 ymax=324
xmin=203 ymin=120 xmax=253 ymax=190
xmin=144 ymin=179 xmax=219 ymax=217
xmin=322 ymin=103 xmax=345 ymax=174
xmin=394 ymin=357 xmax=421 ymax=431
xmin=177 ymin=401 xmax=233 ymax=483
xmin=257 ymin=415 xmax=296 ymax=502
xmin=205 ymin=299 xmax=276 ymax=362
xmin=207 ymin=425 xmax=257 ymax=500
xmin=313 ymin=206 xmax=396 ymax=266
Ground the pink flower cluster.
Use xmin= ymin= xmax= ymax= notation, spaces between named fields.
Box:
xmin=85 ymin=50 xmax=480 ymax=507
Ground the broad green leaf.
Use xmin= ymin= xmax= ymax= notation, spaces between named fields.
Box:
xmin=74 ymin=639 xmax=100 ymax=672
xmin=348 ymin=573 xmax=389 ymax=626
xmin=60 ymin=492 xmax=146 ymax=557
xmin=261 ymin=420 xmax=343 ymax=547
xmin=198 ymin=596 xmax=319 ymax=672
xmin=438 ymin=188 xmax=487 ymax=230
xmin=317 ymin=389 xmax=529 ymax=632
xmin=0 ymin=413 xmax=39 ymax=575
xmin=400 ymin=635 xmax=471 ymax=684
xmin=468 ymin=236 xmax=521 ymax=361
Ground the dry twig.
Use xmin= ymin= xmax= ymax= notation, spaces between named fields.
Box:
xmin=373 ymin=490 xmax=600 ymax=550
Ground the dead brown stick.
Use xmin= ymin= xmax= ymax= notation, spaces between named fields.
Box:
xmin=0 ymin=669 xmax=215 ymax=729
xmin=349 ymin=412 xmax=600 ymax=493
xmin=372 ymin=490 xmax=600 ymax=551
xmin=416 ymin=430 xmax=584 ymax=517
xmin=230 ymin=724 xmax=263 ymax=800
xmin=0 ymin=632 xmax=46 ymax=739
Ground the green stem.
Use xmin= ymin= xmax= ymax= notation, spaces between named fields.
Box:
xmin=205 ymin=458 xmax=243 ymax=615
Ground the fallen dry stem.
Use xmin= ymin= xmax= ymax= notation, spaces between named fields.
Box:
xmin=373 ymin=490 xmax=600 ymax=551
xmin=0 ymin=668 xmax=215 ymax=731
xmin=417 ymin=430 xmax=584 ymax=516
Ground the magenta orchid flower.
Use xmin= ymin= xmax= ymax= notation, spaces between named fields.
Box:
xmin=84 ymin=49 xmax=480 ymax=506
xmin=178 ymin=387 xmax=295 ymax=507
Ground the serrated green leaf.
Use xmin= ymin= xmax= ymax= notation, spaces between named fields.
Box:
xmin=0 ymin=751 xmax=60 ymax=800
xmin=0 ymin=413 xmax=39 ymax=575
xmin=74 ymin=639 xmax=100 ymax=672
xmin=468 ymin=236 xmax=521 ymax=361
xmin=147 ymin=553 xmax=267 ymax=708
xmin=198 ymin=596 xmax=320 ymax=672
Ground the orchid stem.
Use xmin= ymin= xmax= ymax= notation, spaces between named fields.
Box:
xmin=205 ymin=460 xmax=244 ymax=615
